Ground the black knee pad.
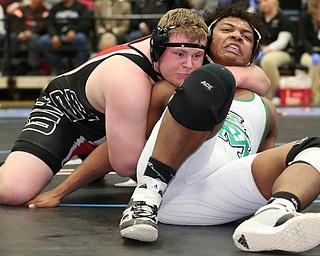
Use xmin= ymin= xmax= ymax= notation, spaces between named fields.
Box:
xmin=168 ymin=63 xmax=236 ymax=131
xmin=286 ymin=137 xmax=320 ymax=166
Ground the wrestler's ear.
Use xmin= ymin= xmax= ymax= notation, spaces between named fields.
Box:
xmin=150 ymin=26 xmax=170 ymax=62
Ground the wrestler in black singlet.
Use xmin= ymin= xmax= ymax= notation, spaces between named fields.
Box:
xmin=11 ymin=39 xmax=159 ymax=174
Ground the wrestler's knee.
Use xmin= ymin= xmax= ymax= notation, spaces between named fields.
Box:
xmin=0 ymin=180 xmax=31 ymax=205
xmin=286 ymin=137 xmax=320 ymax=173
xmin=0 ymin=158 xmax=52 ymax=205
xmin=110 ymin=155 xmax=138 ymax=177
xmin=168 ymin=63 xmax=236 ymax=131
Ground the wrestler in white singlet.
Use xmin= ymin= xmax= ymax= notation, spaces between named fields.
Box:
xmin=137 ymin=91 xmax=271 ymax=225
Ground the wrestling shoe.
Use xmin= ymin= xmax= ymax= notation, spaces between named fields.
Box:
xmin=233 ymin=208 xmax=320 ymax=252
xmin=119 ymin=176 xmax=167 ymax=242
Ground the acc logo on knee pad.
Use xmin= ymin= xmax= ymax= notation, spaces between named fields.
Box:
xmin=201 ymin=80 xmax=214 ymax=91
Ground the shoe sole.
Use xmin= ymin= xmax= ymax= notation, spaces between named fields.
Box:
xmin=233 ymin=213 xmax=320 ymax=252
xmin=120 ymin=224 xmax=158 ymax=242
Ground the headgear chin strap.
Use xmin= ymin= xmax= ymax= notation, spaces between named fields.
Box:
xmin=150 ymin=26 xmax=207 ymax=62
xmin=207 ymin=18 xmax=261 ymax=65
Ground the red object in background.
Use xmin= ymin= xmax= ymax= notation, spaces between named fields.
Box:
xmin=279 ymin=88 xmax=312 ymax=106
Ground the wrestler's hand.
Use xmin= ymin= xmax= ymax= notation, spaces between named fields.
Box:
xmin=26 ymin=190 xmax=61 ymax=208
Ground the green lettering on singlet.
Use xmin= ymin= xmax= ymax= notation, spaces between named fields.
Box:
xmin=218 ymin=111 xmax=252 ymax=158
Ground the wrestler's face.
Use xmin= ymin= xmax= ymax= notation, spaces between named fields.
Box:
xmin=155 ymin=33 xmax=206 ymax=87
xmin=209 ymin=17 xmax=254 ymax=67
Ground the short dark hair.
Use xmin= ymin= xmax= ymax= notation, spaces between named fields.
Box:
xmin=203 ymin=2 xmax=267 ymax=40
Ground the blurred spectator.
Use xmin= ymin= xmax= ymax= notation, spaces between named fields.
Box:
xmin=6 ymin=0 xmax=26 ymax=14
xmin=127 ymin=0 xmax=169 ymax=42
xmin=94 ymin=0 xmax=131 ymax=47
xmin=184 ymin=0 xmax=206 ymax=15
xmin=0 ymin=4 xmax=6 ymax=74
xmin=182 ymin=0 xmax=220 ymax=15
xmin=97 ymin=31 xmax=118 ymax=51
xmin=204 ymin=0 xmax=220 ymax=11
xmin=299 ymin=0 xmax=320 ymax=105
xmin=0 ymin=4 xmax=6 ymax=48
xmin=3 ymin=0 xmax=48 ymax=75
xmin=219 ymin=0 xmax=258 ymax=12
xmin=255 ymin=0 xmax=294 ymax=102
xmin=248 ymin=0 xmax=259 ymax=12
xmin=78 ymin=0 xmax=94 ymax=10
xmin=301 ymin=0 xmax=308 ymax=10
xmin=6 ymin=0 xmax=60 ymax=12
xmin=39 ymin=0 xmax=92 ymax=75
xmin=0 ymin=0 xmax=14 ymax=11
xmin=89 ymin=31 xmax=118 ymax=57
xmin=164 ymin=0 xmax=189 ymax=8
xmin=220 ymin=0 xmax=249 ymax=7
xmin=44 ymin=0 xmax=60 ymax=9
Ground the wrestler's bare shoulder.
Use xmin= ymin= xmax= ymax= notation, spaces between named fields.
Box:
xmin=86 ymin=39 xmax=154 ymax=113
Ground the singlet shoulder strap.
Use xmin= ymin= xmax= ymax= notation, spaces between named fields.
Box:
xmin=124 ymin=42 xmax=160 ymax=83
xmin=121 ymin=53 xmax=160 ymax=83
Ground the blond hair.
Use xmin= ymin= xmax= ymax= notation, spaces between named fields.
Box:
xmin=157 ymin=8 xmax=208 ymax=43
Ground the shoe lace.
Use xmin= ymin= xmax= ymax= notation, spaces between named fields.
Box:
xmin=132 ymin=201 xmax=157 ymax=220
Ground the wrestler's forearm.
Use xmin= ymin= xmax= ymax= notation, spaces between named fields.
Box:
xmin=52 ymin=142 xmax=112 ymax=200
xmin=226 ymin=65 xmax=271 ymax=96
xmin=55 ymin=163 xmax=110 ymax=199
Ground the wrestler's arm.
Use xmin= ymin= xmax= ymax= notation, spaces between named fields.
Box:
xmin=104 ymin=57 xmax=152 ymax=175
xmin=146 ymin=80 xmax=176 ymax=138
xmin=257 ymin=97 xmax=279 ymax=152
xmin=226 ymin=64 xmax=270 ymax=96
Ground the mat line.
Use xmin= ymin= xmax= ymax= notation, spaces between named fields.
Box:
xmin=60 ymin=203 xmax=128 ymax=208
xmin=60 ymin=200 xmax=320 ymax=208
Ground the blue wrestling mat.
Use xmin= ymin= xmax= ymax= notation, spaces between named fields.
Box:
xmin=0 ymin=108 xmax=32 ymax=118
xmin=277 ymin=106 xmax=320 ymax=116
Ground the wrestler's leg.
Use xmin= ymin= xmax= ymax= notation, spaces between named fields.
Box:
xmin=0 ymin=151 xmax=53 ymax=205
xmin=271 ymin=161 xmax=320 ymax=210
xmin=0 ymin=91 xmax=89 ymax=205
xmin=159 ymin=154 xmax=267 ymax=225
xmin=136 ymin=114 xmax=219 ymax=184
xmin=251 ymin=141 xmax=296 ymax=200
xmin=233 ymin=139 xmax=320 ymax=253
xmin=252 ymin=138 xmax=320 ymax=210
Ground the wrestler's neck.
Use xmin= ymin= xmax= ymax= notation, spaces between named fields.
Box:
xmin=130 ymin=38 xmax=153 ymax=65
xmin=130 ymin=38 xmax=162 ymax=81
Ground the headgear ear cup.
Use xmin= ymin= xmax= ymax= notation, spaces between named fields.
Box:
xmin=207 ymin=19 xmax=219 ymax=54
xmin=248 ymin=43 xmax=260 ymax=65
xmin=150 ymin=26 xmax=170 ymax=62
xmin=247 ymin=26 xmax=262 ymax=65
